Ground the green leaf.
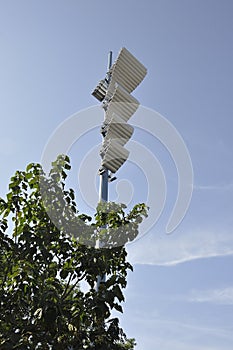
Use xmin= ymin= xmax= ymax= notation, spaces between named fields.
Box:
xmin=113 ymin=303 xmax=123 ymax=313
xmin=34 ymin=308 xmax=43 ymax=319
xmin=113 ymin=285 xmax=125 ymax=302
xmin=60 ymin=269 xmax=69 ymax=279
xmin=64 ymin=163 xmax=71 ymax=170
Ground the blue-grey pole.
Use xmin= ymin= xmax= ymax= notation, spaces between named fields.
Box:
xmin=99 ymin=50 xmax=112 ymax=203
xmin=99 ymin=50 xmax=112 ymax=205
xmin=99 ymin=51 xmax=112 ymax=203
xmin=96 ymin=51 xmax=113 ymax=291
xmin=99 ymin=169 xmax=108 ymax=202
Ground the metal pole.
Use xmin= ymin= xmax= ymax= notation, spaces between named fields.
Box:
xmin=98 ymin=169 xmax=108 ymax=203
xmin=106 ymin=50 xmax=112 ymax=83
xmin=98 ymin=51 xmax=112 ymax=203
xmin=98 ymin=50 xmax=112 ymax=205
xmin=96 ymin=51 xmax=113 ymax=291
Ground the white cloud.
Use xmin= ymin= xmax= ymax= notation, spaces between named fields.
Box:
xmin=127 ymin=228 xmax=233 ymax=266
xmin=187 ymin=287 xmax=233 ymax=305
xmin=124 ymin=312 xmax=233 ymax=350
xmin=194 ymin=183 xmax=233 ymax=191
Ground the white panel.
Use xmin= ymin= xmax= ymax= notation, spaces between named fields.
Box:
xmin=92 ymin=48 xmax=147 ymax=102
xmin=101 ymin=140 xmax=129 ymax=173
xmin=105 ymin=84 xmax=139 ymax=123
xmin=103 ymin=114 xmax=134 ymax=146
xmin=107 ymin=47 xmax=147 ymax=95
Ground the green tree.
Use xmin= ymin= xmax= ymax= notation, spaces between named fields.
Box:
xmin=0 ymin=155 xmax=147 ymax=350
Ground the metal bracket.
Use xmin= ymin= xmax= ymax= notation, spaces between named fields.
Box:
xmin=108 ymin=174 xmax=117 ymax=182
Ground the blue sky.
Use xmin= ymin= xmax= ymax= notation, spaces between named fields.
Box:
xmin=1 ymin=1 xmax=233 ymax=349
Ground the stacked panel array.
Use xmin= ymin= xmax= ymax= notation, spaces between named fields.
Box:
xmin=92 ymin=47 xmax=147 ymax=173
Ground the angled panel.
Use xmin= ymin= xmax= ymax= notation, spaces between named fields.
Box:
xmin=102 ymin=114 xmax=134 ymax=146
xmin=107 ymin=47 xmax=147 ymax=95
xmin=104 ymin=84 xmax=139 ymax=123
xmin=92 ymin=48 xmax=147 ymax=102
xmin=101 ymin=140 xmax=129 ymax=173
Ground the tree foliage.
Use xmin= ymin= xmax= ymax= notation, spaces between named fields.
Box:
xmin=0 ymin=155 xmax=147 ymax=349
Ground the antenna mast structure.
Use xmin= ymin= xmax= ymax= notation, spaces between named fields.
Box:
xmin=92 ymin=48 xmax=147 ymax=291
xmin=95 ymin=51 xmax=112 ymax=290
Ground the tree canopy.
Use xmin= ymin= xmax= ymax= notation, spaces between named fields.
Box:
xmin=0 ymin=155 xmax=147 ymax=350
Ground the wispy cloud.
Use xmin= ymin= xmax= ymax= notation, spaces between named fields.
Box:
xmin=125 ymin=311 xmax=233 ymax=350
xmin=127 ymin=229 xmax=233 ymax=266
xmin=194 ymin=183 xmax=233 ymax=191
xmin=187 ymin=287 xmax=233 ymax=305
